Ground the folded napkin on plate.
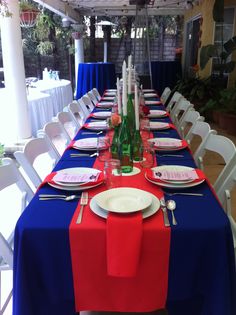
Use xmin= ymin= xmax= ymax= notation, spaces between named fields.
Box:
xmin=107 ymin=211 xmax=143 ymax=277
xmin=38 ymin=171 xmax=104 ymax=190
xmin=53 ymin=172 xmax=100 ymax=184
xmin=153 ymin=139 xmax=184 ymax=148
xmin=146 ymin=168 xmax=205 ymax=183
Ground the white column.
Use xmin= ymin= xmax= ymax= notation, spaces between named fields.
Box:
xmin=73 ymin=26 xmax=84 ymax=93
xmin=103 ymin=41 xmax=108 ymax=63
xmin=0 ymin=0 xmax=31 ymax=143
xmin=74 ymin=38 xmax=84 ymax=90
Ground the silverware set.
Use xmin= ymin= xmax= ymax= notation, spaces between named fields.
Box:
xmin=70 ymin=152 xmax=98 ymax=158
xmin=39 ymin=192 xmax=89 ymax=224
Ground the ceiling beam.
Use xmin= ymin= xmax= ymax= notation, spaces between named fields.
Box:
xmin=33 ymin=0 xmax=81 ymax=23
xmin=77 ymin=7 xmax=184 ymax=16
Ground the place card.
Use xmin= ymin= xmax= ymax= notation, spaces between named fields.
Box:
xmin=153 ymin=169 xmax=198 ymax=181
xmin=53 ymin=172 xmax=100 ymax=184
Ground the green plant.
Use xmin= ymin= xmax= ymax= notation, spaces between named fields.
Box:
xmin=0 ymin=143 xmax=4 ymax=159
xmin=200 ymin=0 xmax=236 ymax=78
xmin=200 ymin=82 xmax=236 ymax=115
xmin=19 ymin=0 xmax=39 ymax=12
xmin=0 ymin=0 xmax=12 ymax=17
xmin=174 ymin=76 xmax=218 ymax=104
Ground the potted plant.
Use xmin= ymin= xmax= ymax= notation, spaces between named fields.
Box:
xmin=0 ymin=143 xmax=5 ymax=166
xmin=0 ymin=0 xmax=12 ymax=17
xmin=217 ymin=85 xmax=236 ymax=134
xmin=19 ymin=1 xmax=39 ymax=27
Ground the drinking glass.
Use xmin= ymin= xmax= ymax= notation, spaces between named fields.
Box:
xmin=104 ymin=159 xmax=122 ymax=189
xmin=97 ymin=137 xmax=111 ymax=162
xmin=140 ymin=118 xmax=150 ymax=144
xmin=140 ymin=143 xmax=155 ymax=169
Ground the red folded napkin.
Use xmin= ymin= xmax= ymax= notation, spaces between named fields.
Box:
xmin=146 ymin=168 xmax=205 ymax=184
xmin=106 ymin=211 xmax=143 ymax=277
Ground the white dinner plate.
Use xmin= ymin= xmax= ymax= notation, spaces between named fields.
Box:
xmin=73 ymin=138 xmax=98 ymax=151
xmin=145 ymin=165 xmax=205 ymax=188
xmin=142 ymin=89 xmax=155 ymax=92
xmin=106 ymin=89 xmax=117 ymax=92
xmin=104 ymin=92 xmax=116 ymax=96
xmin=94 ymin=187 xmax=153 ymax=213
xmin=101 ymin=96 xmax=115 ymax=101
xmin=84 ymin=122 xmax=108 ymax=130
xmin=90 ymin=192 xmax=160 ymax=219
xmin=149 ymin=122 xmax=170 ymax=130
xmin=148 ymin=110 xmax=167 ymax=118
xmin=49 ymin=167 xmax=102 ymax=189
xmin=144 ymin=93 xmax=158 ymax=98
xmin=92 ymin=112 xmax=111 ymax=119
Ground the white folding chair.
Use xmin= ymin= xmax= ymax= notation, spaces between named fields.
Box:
xmin=170 ymin=98 xmax=194 ymax=126
xmin=178 ymin=110 xmax=205 ymax=138
xmin=165 ymin=91 xmax=183 ymax=113
xmin=41 ymin=121 xmax=71 ymax=156
xmin=56 ymin=111 xmax=79 ymax=140
xmin=87 ymin=90 xmax=98 ymax=106
xmin=185 ymin=121 xmax=217 ymax=155
xmin=0 ymin=158 xmax=34 ymax=314
xmin=212 ymin=153 xmax=236 ymax=263
xmin=81 ymin=94 xmax=95 ymax=112
xmin=68 ymin=101 xmax=86 ymax=127
xmin=77 ymin=98 xmax=90 ymax=118
xmin=92 ymin=88 xmax=101 ymax=101
xmin=14 ymin=137 xmax=60 ymax=190
xmin=160 ymin=87 xmax=171 ymax=105
xmin=194 ymin=133 xmax=236 ymax=174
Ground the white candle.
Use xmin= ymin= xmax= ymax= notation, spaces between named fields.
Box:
xmin=116 ymin=77 xmax=121 ymax=114
xmin=128 ymin=55 xmax=132 ymax=69
xmin=122 ymin=60 xmax=127 ymax=115
xmin=128 ymin=55 xmax=132 ymax=94
xmin=134 ymin=84 xmax=139 ymax=130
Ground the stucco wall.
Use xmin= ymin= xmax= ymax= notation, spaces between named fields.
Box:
xmin=184 ymin=0 xmax=236 ymax=87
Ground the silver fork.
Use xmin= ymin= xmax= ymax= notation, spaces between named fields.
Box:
xmin=160 ymin=198 xmax=170 ymax=227
xmin=157 ymin=154 xmax=184 ymax=158
xmin=76 ymin=191 xmax=89 ymax=224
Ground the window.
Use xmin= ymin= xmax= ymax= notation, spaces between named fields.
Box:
xmin=212 ymin=7 xmax=235 ymax=84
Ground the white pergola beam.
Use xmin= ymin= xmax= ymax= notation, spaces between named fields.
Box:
xmin=33 ymin=0 xmax=81 ymax=22
xmin=77 ymin=8 xmax=184 ymax=16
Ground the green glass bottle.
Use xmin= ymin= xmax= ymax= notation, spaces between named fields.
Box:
xmin=133 ymin=129 xmax=143 ymax=161
xmin=111 ymin=125 xmax=120 ymax=159
xmin=118 ymin=115 xmax=133 ymax=173
xmin=127 ymin=94 xmax=135 ymax=135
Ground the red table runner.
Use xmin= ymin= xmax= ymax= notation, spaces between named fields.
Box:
xmin=69 ymin=157 xmax=171 ymax=312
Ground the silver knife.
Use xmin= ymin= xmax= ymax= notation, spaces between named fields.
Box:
xmin=160 ymin=198 xmax=170 ymax=227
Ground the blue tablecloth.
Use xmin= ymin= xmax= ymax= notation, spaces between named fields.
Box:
xmin=151 ymin=61 xmax=182 ymax=95
xmin=76 ymin=62 xmax=116 ymax=99
xmin=13 ymin=98 xmax=236 ymax=315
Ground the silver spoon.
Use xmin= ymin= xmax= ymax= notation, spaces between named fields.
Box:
xmin=166 ymin=199 xmax=177 ymax=225
xmin=39 ymin=195 xmax=80 ymax=201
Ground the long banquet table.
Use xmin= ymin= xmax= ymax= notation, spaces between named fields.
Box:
xmin=13 ymin=92 xmax=236 ymax=315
